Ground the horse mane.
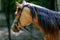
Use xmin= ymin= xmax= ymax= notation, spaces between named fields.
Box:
xmin=28 ymin=5 xmax=60 ymax=33
xmin=36 ymin=6 xmax=60 ymax=32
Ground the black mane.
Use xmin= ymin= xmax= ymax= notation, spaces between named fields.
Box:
xmin=29 ymin=5 xmax=60 ymax=33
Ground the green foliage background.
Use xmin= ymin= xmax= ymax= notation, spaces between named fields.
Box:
xmin=3 ymin=0 xmax=55 ymax=15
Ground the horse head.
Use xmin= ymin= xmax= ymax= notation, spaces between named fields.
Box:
xmin=11 ymin=1 xmax=36 ymax=32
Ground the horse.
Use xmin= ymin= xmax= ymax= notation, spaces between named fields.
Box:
xmin=11 ymin=1 xmax=60 ymax=40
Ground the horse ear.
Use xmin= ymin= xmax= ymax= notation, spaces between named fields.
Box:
xmin=22 ymin=0 xmax=26 ymax=3
xmin=29 ymin=6 xmax=36 ymax=19
xmin=22 ymin=0 xmax=27 ymax=5
xmin=16 ymin=2 xmax=23 ymax=9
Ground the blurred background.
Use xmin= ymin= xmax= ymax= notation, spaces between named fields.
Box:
xmin=0 ymin=0 xmax=60 ymax=40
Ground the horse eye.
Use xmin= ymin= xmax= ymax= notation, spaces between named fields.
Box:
xmin=18 ymin=8 xmax=21 ymax=11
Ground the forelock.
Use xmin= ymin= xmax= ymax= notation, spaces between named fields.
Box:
xmin=29 ymin=6 xmax=36 ymax=19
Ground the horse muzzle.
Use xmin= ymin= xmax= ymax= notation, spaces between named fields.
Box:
xmin=11 ymin=25 xmax=22 ymax=32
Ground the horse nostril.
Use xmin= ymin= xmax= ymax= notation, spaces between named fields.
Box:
xmin=12 ymin=26 xmax=20 ymax=32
